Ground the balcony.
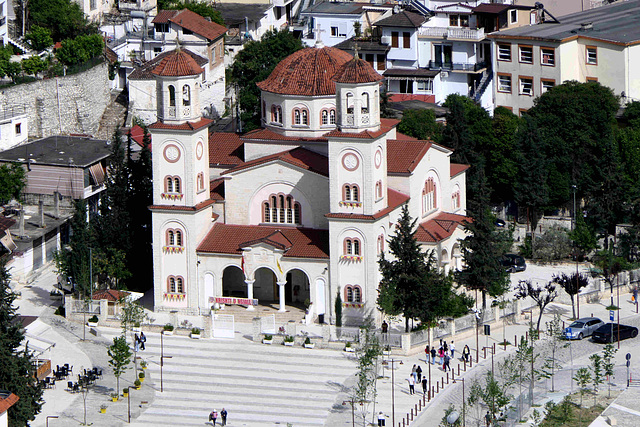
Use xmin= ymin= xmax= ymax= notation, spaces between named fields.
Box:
xmin=428 ymin=60 xmax=487 ymax=73
xmin=418 ymin=27 xmax=485 ymax=41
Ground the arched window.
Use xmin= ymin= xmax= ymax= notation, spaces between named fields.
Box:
xmin=182 ymin=85 xmax=191 ymax=106
xmin=168 ymin=277 xmax=176 ymax=293
xmin=176 ymin=230 xmax=183 ymax=246
xmin=377 ymin=234 xmax=385 ymax=254
xmin=352 ymin=185 xmax=359 ymax=202
xmin=174 ymin=177 xmax=181 ymax=194
xmin=293 ymin=108 xmax=309 ymax=126
xmin=342 ymin=184 xmax=361 ymax=202
xmin=330 ymin=109 xmax=336 ymax=124
xmin=165 ymin=176 xmax=173 ymax=193
xmin=176 ymin=277 xmax=184 ymax=293
xmin=422 ymin=177 xmax=437 ymax=214
xmin=345 ymin=285 xmax=362 ymax=303
xmin=294 ymin=203 xmax=301 ymax=224
xmin=362 ymin=92 xmax=370 ymax=113
xmin=168 ymin=85 xmax=176 ymax=107
xmin=262 ymin=194 xmax=302 ymax=225
xmin=353 ymin=286 xmax=361 ymax=303
xmin=346 ymin=93 xmax=354 ymax=114
xmin=294 ymin=109 xmax=301 ymax=125
xmin=321 ymin=110 xmax=328 ymax=125
xmin=263 ymin=202 xmax=271 ymax=222
xmin=196 ymin=173 xmax=204 ymax=192
xmin=271 ymin=105 xmax=282 ymax=124
xmin=167 ymin=230 xmax=175 ymax=246
xmin=302 ymin=110 xmax=308 ymax=125
xmin=344 ymin=238 xmax=361 ymax=255
xmin=344 ymin=185 xmax=351 ymax=201
xmin=452 ymin=191 xmax=460 ymax=210
xmin=346 ymin=286 xmax=353 ymax=302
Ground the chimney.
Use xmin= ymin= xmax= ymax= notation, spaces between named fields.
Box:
xmin=19 ymin=208 xmax=24 ymax=237
xmin=54 ymin=191 xmax=60 ymax=219
xmin=39 ymin=200 xmax=45 ymax=227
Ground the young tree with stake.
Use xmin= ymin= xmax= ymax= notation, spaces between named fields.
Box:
xmin=108 ymin=335 xmax=132 ymax=393
xmin=514 ymin=280 xmax=558 ymax=332
xmin=552 ymin=273 xmax=589 ymax=320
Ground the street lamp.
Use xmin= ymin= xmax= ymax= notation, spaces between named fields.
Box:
xmin=46 ymin=416 xmax=59 ymax=427
xmin=342 ymin=398 xmax=356 ymax=427
xmin=452 ymin=377 xmax=465 ymax=427
xmin=572 ymin=185 xmax=580 ymax=318
xmin=447 ymin=410 xmax=460 ymax=426
xmin=387 ymin=358 xmax=403 ymax=427
xmin=128 ymin=384 xmax=134 ymax=423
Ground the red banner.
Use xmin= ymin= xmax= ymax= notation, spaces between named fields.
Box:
xmin=210 ymin=296 xmax=258 ymax=306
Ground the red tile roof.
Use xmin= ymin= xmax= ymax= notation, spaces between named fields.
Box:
xmin=149 ymin=117 xmax=212 ymax=131
xmin=387 ymin=139 xmax=431 ymax=174
xmin=450 ymin=163 xmax=470 ymax=177
xmin=395 ymin=131 xmax=418 ymax=141
xmin=129 ymin=48 xmax=207 ymax=80
xmin=153 ymin=9 xmax=226 ymax=41
xmin=242 ymin=128 xmax=327 ymax=142
xmin=326 ymin=188 xmax=409 ymax=221
xmin=210 ymin=178 xmax=225 ymax=201
xmin=257 ymin=46 xmax=353 ymax=96
xmin=209 ymin=132 xmax=244 ymax=166
xmin=324 ymin=128 xmax=387 ymax=139
xmin=375 ymin=10 xmax=426 ymax=27
xmin=0 ymin=216 xmax=16 ymax=231
xmin=197 ymin=224 xmax=329 ymax=259
xmin=222 ymin=147 xmax=328 ymax=177
xmin=149 ymin=199 xmax=215 ymax=212
xmin=415 ymin=212 xmax=470 ymax=243
xmin=332 ymin=57 xmax=384 ymax=84
xmin=152 ymin=48 xmax=204 ymax=76
xmin=92 ymin=289 xmax=129 ymax=302
xmin=0 ymin=392 xmax=18 ymax=414
xmin=380 ymin=118 xmax=401 ymax=128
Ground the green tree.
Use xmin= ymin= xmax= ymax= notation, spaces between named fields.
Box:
xmin=167 ymin=1 xmax=224 ymax=25
xmin=378 ymin=205 xmax=472 ymax=332
xmin=25 ymin=26 xmax=53 ymax=51
xmin=352 ymin=318 xmax=381 ymax=426
xmin=0 ymin=163 xmax=26 ymax=205
xmin=569 ymin=214 xmax=598 ymax=260
xmin=91 ymin=248 xmax=131 ymax=290
xmin=0 ymin=260 xmax=44 ymax=426
xmin=119 ymin=297 xmax=147 ymax=335
xmin=335 ymin=288 xmax=343 ymax=327
xmin=593 ymin=249 xmax=628 ymax=307
xmin=487 ymin=106 xmax=519 ymax=204
xmin=107 ymin=335 xmax=132 ymax=393
xmin=573 ymin=367 xmax=591 ymax=410
xmin=540 ymin=314 xmax=567 ymax=392
xmin=514 ymin=280 xmax=558 ymax=332
xmin=55 ymin=34 xmax=103 ymax=66
xmin=467 ymin=372 xmax=511 ymax=426
xmin=589 ymin=353 xmax=604 ymax=404
xmin=21 ymin=55 xmax=47 ymax=78
xmin=4 ymin=62 xmax=23 ymax=84
xmin=552 ymin=273 xmax=588 ymax=320
xmin=397 ymin=109 xmax=442 ymax=141
xmin=28 ymin=0 xmax=94 ymax=40
xmin=228 ymin=29 xmax=303 ymax=131
xmin=602 ymin=343 xmax=617 ymax=397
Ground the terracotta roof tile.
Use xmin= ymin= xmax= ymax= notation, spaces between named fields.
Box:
xmin=257 ymin=46 xmax=353 ymax=96
xmin=324 ymin=128 xmax=387 ymax=139
xmin=450 ymin=163 xmax=470 ymax=177
xmin=332 ymin=57 xmax=384 ymax=84
xmin=415 ymin=212 xmax=470 ymax=243
xmin=152 ymin=49 xmax=204 ymax=76
xmin=129 ymin=48 xmax=207 ymax=80
xmin=209 ymin=132 xmax=244 ymax=166
xmin=380 ymin=118 xmax=401 ymax=128
xmin=209 ymin=178 xmax=225 ymax=201
xmin=149 ymin=117 xmax=212 ymax=131
xmin=0 ymin=216 xmax=16 ymax=231
xmin=241 ymin=128 xmax=327 ymax=142
xmin=153 ymin=9 xmax=227 ymax=41
xmin=387 ymin=140 xmax=431 ymax=174
xmin=149 ymin=199 xmax=215 ymax=212
xmin=326 ymin=188 xmax=409 ymax=220
xmin=395 ymin=131 xmax=418 ymax=141
xmin=375 ymin=10 xmax=426 ymax=27
xmin=92 ymin=289 xmax=130 ymax=302
xmin=222 ymin=147 xmax=328 ymax=177
xmin=197 ymin=224 xmax=329 ymax=259
xmin=0 ymin=393 xmax=19 ymax=414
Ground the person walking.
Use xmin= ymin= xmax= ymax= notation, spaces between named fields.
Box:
xmin=411 ymin=364 xmax=417 ymax=383
xmin=463 ymin=344 xmax=471 ymax=363
xmin=209 ymin=409 xmax=218 ymax=426
xmin=416 ymin=365 xmax=422 ymax=382
xmin=220 ymin=408 xmax=227 ymax=426
xmin=407 ymin=375 xmax=415 ymax=395
xmin=378 ymin=411 xmax=386 ymax=426
xmin=443 ymin=353 xmax=451 ymax=372
xmin=485 ymin=411 xmax=492 ymax=427
xmin=450 ymin=340 xmax=455 ymax=359
xmin=421 ymin=376 xmax=428 ymax=394
xmin=443 ymin=341 xmax=448 ymax=355
xmin=139 ymin=332 xmax=146 ymax=351
xmin=438 ymin=346 xmax=445 ymax=365
xmin=425 ymin=345 xmax=430 ymax=364
xmin=430 ymin=347 xmax=436 ymax=365
xmin=381 ymin=321 xmax=388 ymax=333
xmin=134 ymin=334 xmax=140 ymax=353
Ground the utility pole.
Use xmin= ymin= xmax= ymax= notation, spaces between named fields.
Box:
xmin=388 ymin=358 xmax=403 ymax=427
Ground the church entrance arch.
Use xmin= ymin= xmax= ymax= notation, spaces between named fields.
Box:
xmin=254 ymin=267 xmax=278 ymax=302
xmin=286 ymin=269 xmax=310 ymax=305
xmin=222 ymin=265 xmax=245 ymax=298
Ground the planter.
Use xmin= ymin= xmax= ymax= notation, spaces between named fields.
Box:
xmin=190 ymin=333 xmax=201 ymax=339
xmin=100 ymin=408 xmax=106 ymax=414
xmin=87 ymin=322 xmax=98 ymax=327
xmin=135 ymin=385 xmax=141 ymax=390
xmin=344 ymin=347 xmax=355 ymax=353
xmin=284 ymin=341 xmax=294 ymax=347
xmin=162 ymin=330 xmax=173 ymax=336
xmin=112 ymin=396 xmax=118 ymax=402
xmin=123 ymin=391 xmax=129 ymax=398
xmin=304 ymin=343 xmax=315 ymax=349
xmin=263 ymin=339 xmax=273 ymax=345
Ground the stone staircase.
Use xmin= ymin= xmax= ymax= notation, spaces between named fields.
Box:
xmin=6 ymin=35 xmax=34 ymax=56
xmin=219 ymin=303 xmax=307 ymax=324
xmin=96 ymin=89 xmax=129 ymax=140
xmin=130 ymin=332 xmax=357 ymax=427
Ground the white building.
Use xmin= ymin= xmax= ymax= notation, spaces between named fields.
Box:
xmin=150 ymin=45 xmax=469 ymax=326
xmin=0 ymin=106 xmax=28 ymax=152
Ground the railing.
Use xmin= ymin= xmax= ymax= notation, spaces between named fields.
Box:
xmin=418 ymin=26 xmax=485 ymax=40
xmin=428 ymin=60 xmax=487 ymax=72
xmin=0 ymin=105 xmax=27 ymax=121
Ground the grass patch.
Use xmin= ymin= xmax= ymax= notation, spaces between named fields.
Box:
xmin=540 ymin=392 xmax=617 ymax=427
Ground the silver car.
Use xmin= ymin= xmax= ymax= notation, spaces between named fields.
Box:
xmin=563 ymin=317 xmax=604 ymax=340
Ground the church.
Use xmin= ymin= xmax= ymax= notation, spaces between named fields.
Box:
xmin=149 ymin=43 xmax=469 ymax=326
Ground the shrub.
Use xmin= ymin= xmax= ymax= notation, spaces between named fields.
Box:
xmin=304 ymin=336 xmax=311 ymax=345
xmin=134 ymin=379 xmax=141 ymax=387
xmin=284 ymin=335 xmax=294 ymax=343
xmin=163 ymin=324 xmax=174 ymax=331
xmin=264 ymin=334 xmax=273 ymax=340
xmin=191 ymin=327 xmax=201 ymax=334
xmin=534 ymin=226 xmax=572 ymax=262
xmin=88 ymin=315 xmax=99 ymax=323
xmin=122 ymin=388 xmax=129 ymax=394
xmin=138 ymin=372 xmax=145 ymax=379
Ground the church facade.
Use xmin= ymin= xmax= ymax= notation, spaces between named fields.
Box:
xmin=150 ymin=44 xmax=469 ymax=326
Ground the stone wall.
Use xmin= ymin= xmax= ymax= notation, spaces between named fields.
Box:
xmin=0 ymin=62 xmax=110 ymax=138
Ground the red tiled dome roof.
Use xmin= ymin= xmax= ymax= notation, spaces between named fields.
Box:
xmin=256 ymin=46 xmax=353 ymax=96
xmin=332 ymin=57 xmax=383 ymax=84
xmin=152 ymin=49 xmax=204 ymax=77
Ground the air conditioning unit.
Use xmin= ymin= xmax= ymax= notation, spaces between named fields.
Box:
xmin=380 ymin=35 xmax=391 ymax=45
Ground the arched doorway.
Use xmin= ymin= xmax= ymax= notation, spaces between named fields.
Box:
xmin=222 ymin=265 xmax=245 ymax=298
xmin=286 ymin=269 xmax=310 ymax=305
xmin=204 ymin=272 xmax=215 ymax=306
xmin=254 ymin=267 xmax=278 ymax=301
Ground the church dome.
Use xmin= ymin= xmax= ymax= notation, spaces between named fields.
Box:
xmin=152 ymin=49 xmax=204 ymax=77
xmin=332 ymin=57 xmax=384 ymax=84
xmin=257 ymin=46 xmax=353 ymax=96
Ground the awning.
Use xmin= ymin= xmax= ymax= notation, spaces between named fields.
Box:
xmin=0 ymin=230 xmax=17 ymax=252
xmin=88 ymin=163 xmax=106 ymax=186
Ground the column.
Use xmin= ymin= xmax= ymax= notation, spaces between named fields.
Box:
xmin=277 ymin=281 xmax=287 ymax=312
xmin=245 ymin=279 xmax=255 ymax=311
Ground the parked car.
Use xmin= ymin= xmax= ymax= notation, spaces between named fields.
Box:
xmin=500 ymin=254 xmax=526 ymax=273
xmin=563 ymin=317 xmax=604 ymax=340
xmin=592 ymin=323 xmax=639 ymax=343
xmin=55 ymin=275 xmax=74 ymax=294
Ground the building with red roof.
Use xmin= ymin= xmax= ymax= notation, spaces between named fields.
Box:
xmin=150 ymin=43 xmax=468 ymax=327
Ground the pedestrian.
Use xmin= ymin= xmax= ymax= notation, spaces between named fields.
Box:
xmin=450 ymin=340 xmax=455 ymax=359
xmin=485 ymin=411 xmax=491 ymax=427
xmin=463 ymin=344 xmax=471 ymax=363
xmin=411 ymin=364 xmax=417 ymax=382
xmin=209 ymin=409 xmax=218 ymax=426
xmin=443 ymin=340 xmax=448 ymax=354
xmin=382 ymin=320 xmax=388 ymax=333
xmin=425 ymin=345 xmax=430 ymax=364
xmin=220 ymin=408 xmax=227 ymax=426
xmin=430 ymin=347 xmax=436 ymax=365
xmin=421 ymin=376 xmax=428 ymax=394
xmin=443 ymin=353 xmax=451 ymax=372
xmin=378 ymin=411 xmax=386 ymax=426
xmin=140 ymin=332 xmax=146 ymax=351
xmin=416 ymin=365 xmax=422 ymax=382
xmin=438 ymin=346 xmax=444 ymax=365
xmin=407 ymin=375 xmax=415 ymax=395
xmin=134 ymin=334 xmax=140 ymax=353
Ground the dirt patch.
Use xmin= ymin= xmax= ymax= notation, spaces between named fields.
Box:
xmin=540 ymin=389 xmax=621 ymax=426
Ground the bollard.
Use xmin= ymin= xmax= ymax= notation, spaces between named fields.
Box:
xmin=423 ymin=394 xmax=426 ymax=405
xmin=526 ymin=331 xmax=528 ymax=341
xmin=415 ymin=403 xmax=418 ymax=413
xmin=470 ymin=357 xmax=473 ymax=368
xmin=441 ymin=377 xmax=444 ymax=388
xmin=483 ymin=347 xmax=486 ymax=359
xmin=515 ymin=335 xmax=518 ymax=347
xmin=458 ymin=365 xmax=460 ymax=375
xmin=447 ymin=371 xmax=450 ymax=384
xmin=493 ymin=342 xmax=496 ymax=354
xmin=419 ymin=400 xmax=422 ymax=410
xmin=403 ymin=419 xmax=405 ymax=427
xmin=437 ymin=382 xmax=439 ymax=393
xmin=464 ymin=359 xmax=467 ymax=371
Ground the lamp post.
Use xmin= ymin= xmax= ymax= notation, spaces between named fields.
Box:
xmin=128 ymin=384 xmax=133 ymax=423
xmin=342 ymin=398 xmax=356 ymax=427
xmin=446 ymin=410 xmax=460 ymax=427
xmin=452 ymin=377 xmax=465 ymax=426
xmin=387 ymin=358 xmax=403 ymax=427
xmin=572 ymin=185 xmax=579 ymax=318
xmin=46 ymin=416 xmax=59 ymax=427
xmin=483 ymin=346 xmax=495 ymax=376
xmin=160 ymin=332 xmax=173 ymax=392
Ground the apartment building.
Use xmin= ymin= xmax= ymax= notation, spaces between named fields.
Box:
xmin=489 ymin=0 xmax=640 ymax=114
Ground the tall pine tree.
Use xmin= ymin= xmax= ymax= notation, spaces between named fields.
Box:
xmin=0 ymin=259 xmax=44 ymax=426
